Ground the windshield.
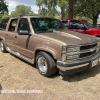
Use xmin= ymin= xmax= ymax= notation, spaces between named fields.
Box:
xmin=82 ymin=20 xmax=94 ymax=28
xmin=30 ymin=18 xmax=67 ymax=33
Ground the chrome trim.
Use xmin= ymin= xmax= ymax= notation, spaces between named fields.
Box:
xmin=57 ymin=63 xmax=89 ymax=71
xmin=57 ymin=51 xmax=100 ymax=72
xmin=61 ymin=41 xmax=100 ymax=61
xmin=7 ymin=47 xmax=32 ymax=61
xmin=63 ymin=45 xmax=100 ymax=55
xmin=64 ymin=51 xmax=100 ymax=62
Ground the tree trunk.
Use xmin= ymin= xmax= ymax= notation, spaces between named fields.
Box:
xmin=61 ymin=7 xmax=65 ymax=19
xmin=69 ymin=0 xmax=73 ymax=19
xmin=93 ymin=15 xmax=98 ymax=27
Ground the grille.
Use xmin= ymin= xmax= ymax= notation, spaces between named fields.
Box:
xmin=80 ymin=43 xmax=97 ymax=50
xmin=80 ymin=50 xmax=96 ymax=58
xmin=80 ymin=42 xmax=98 ymax=58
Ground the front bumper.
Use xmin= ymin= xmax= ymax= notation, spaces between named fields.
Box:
xmin=57 ymin=51 xmax=100 ymax=75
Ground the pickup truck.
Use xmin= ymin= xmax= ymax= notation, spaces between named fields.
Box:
xmin=0 ymin=16 xmax=100 ymax=77
xmin=61 ymin=19 xmax=100 ymax=37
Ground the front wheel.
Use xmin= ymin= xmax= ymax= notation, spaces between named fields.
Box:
xmin=0 ymin=40 xmax=7 ymax=53
xmin=36 ymin=51 xmax=57 ymax=77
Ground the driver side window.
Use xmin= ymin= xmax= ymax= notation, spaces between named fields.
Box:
xmin=17 ymin=18 xmax=30 ymax=32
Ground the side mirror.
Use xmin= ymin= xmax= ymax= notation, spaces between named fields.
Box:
xmin=18 ymin=30 xmax=31 ymax=35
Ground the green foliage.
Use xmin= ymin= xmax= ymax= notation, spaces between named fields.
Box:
xmin=54 ymin=16 xmax=61 ymax=20
xmin=10 ymin=11 xmax=20 ymax=17
xmin=15 ymin=5 xmax=34 ymax=16
xmin=74 ymin=0 xmax=100 ymax=19
xmin=36 ymin=0 xmax=61 ymax=18
xmin=38 ymin=8 xmax=60 ymax=18
xmin=36 ymin=0 xmax=57 ymax=9
xmin=74 ymin=16 xmax=93 ymax=24
xmin=2 ymin=13 xmax=9 ymax=19
xmin=57 ymin=0 xmax=68 ymax=8
xmin=0 ymin=13 xmax=4 ymax=20
xmin=0 ymin=0 xmax=8 ymax=13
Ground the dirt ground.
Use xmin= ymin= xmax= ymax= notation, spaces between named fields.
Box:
xmin=0 ymin=51 xmax=100 ymax=100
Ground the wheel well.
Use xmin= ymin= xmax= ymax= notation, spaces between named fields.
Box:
xmin=35 ymin=50 xmax=56 ymax=61
xmin=0 ymin=38 xmax=3 ymax=41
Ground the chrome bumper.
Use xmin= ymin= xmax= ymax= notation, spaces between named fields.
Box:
xmin=57 ymin=51 xmax=100 ymax=72
xmin=57 ymin=63 xmax=89 ymax=71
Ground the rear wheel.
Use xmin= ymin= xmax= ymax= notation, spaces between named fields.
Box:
xmin=36 ymin=51 xmax=57 ymax=77
xmin=0 ymin=40 xmax=7 ymax=53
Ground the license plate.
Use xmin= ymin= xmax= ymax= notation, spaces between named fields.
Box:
xmin=91 ymin=59 xmax=98 ymax=67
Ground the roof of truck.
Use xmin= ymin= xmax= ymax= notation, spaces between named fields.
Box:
xmin=6 ymin=16 xmax=57 ymax=20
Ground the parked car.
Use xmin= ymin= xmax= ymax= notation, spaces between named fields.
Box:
xmin=0 ymin=16 xmax=100 ymax=77
xmin=61 ymin=19 xmax=100 ymax=37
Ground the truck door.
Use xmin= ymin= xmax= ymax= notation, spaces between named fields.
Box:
xmin=5 ymin=18 xmax=19 ymax=49
xmin=13 ymin=18 xmax=34 ymax=58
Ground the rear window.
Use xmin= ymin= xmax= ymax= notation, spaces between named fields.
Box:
xmin=0 ymin=18 xmax=9 ymax=30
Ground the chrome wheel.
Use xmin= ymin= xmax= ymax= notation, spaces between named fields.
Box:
xmin=38 ymin=56 xmax=48 ymax=73
xmin=0 ymin=42 xmax=4 ymax=51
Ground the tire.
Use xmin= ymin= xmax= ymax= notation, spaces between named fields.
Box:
xmin=0 ymin=40 xmax=7 ymax=53
xmin=36 ymin=51 xmax=57 ymax=77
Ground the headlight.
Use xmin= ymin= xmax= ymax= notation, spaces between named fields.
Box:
xmin=62 ymin=46 xmax=80 ymax=53
xmin=67 ymin=46 xmax=80 ymax=52
xmin=61 ymin=46 xmax=80 ymax=61
xmin=61 ymin=54 xmax=79 ymax=61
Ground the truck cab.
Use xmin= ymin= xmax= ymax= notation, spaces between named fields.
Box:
xmin=61 ymin=19 xmax=100 ymax=37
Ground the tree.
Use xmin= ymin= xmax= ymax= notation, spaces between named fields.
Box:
xmin=57 ymin=0 xmax=68 ymax=19
xmin=36 ymin=0 xmax=78 ymax=19
xmin=0 ymin=13 xmax=4 ymax=20
xmin=10 ymin=11 xmax=20 ymax=17
xmin=36 ymin=0 xmax=66 ymax=19
xmin=74 ymin=0 xmax=100 ymax=27
xmin=38 ymin=8 xmax=47 ymax=16
xmin=38 ymin=8 xmax=60 ymax=18
xmin=69 ymin=0 xmax=73 ymax=19
xmin=15 ymin=5 xmax=34 ymax=16
xmin=2 ymin=13 xmax=9 ymax=19
xmin=0 ymin=0 xmax=8 ymax=13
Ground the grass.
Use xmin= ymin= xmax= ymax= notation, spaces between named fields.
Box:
xmin=0 ymin=51 xmax=100 ymax=100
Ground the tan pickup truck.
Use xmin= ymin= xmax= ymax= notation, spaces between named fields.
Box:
xmin=0 ymin=16 xmax=100 ymax=77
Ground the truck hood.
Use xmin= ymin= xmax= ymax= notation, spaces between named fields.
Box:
xmin=39 ymin=30 xmax=99 ymax=46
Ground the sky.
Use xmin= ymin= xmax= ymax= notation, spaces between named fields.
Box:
xmin=5 ymin=0 xmax=40 ymax=14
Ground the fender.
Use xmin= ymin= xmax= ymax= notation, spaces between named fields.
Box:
xmin=34 ymin=46 xmax=58 ymax=60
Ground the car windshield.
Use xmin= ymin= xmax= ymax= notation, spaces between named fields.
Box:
xmin=30 ymin=18 xmax=67 ymax=33
xmin=82 ymin=20 xmax=94 ymax=28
